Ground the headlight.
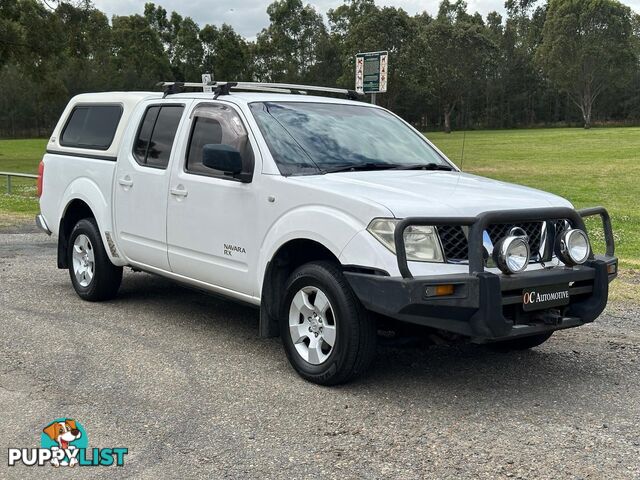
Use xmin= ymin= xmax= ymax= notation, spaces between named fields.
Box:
xmin=555 ymin=228 xmax=590 ymax=265
xmin=367 ymin=219 xmax=444 ymax=262
xmin=493 ymin=235 xmax=530 ymax=274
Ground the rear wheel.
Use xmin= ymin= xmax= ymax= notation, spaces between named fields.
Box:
xmin=487 ymin=332 xmax=553 ymax=352
xmin=68 ymin=218 xmax=122 ymax=301
xmin=280 ymin=261 xmax=376 ymax=385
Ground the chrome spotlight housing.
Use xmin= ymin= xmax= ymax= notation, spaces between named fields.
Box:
xmin=555 ymin=228 xmax=590 ymax=266
xmin=493 ymin=235 xmax=531 ymax=274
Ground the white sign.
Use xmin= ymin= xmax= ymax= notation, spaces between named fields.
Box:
xmin=355 ymin=51 xmax=388 ymax=94
xmin=202 ymin=73 xmax=212 ymax=93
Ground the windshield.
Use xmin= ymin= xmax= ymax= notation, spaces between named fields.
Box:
xmin=248 ymin=102 xmax=452 ymax=175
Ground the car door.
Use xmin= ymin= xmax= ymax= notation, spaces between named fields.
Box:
xmin=113 ymin=102 xmax=188 ymax=270
xmin=166 ymin=101 xmax=260 ymax=297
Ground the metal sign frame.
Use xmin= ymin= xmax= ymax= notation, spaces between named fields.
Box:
xmin=355 ymin=51 xmax=388 ymax=95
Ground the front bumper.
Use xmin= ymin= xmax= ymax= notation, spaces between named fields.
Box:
xmin=345 ymin=206 xmax=618 ymax=341
xmin=345 ymin=257 xmax=617 ymax=341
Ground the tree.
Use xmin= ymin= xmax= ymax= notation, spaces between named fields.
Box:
xmin=0 ymin=0 xmax=26 ymax=67
xmin=415 ymin=2 xmax=496 ymax=132
xmin=327 ymin=0 xmax=378 ymax=40
xmin=144 ymin=3 xmax=172 ymax=49
xmin=55 ymin=2 xmax=114 ymax=94
xmin=0 ymin=0 xmax=63 ymax=71
xmin=111 ymin=14 xmax=172 ymax=89
xmin=255 ymin=0 xmax=328 ymax=82
xmin=0 ymin=0 xmax=67 ymax=136
xmin=200 ymin=24 xmax=252 ymax=81
xmin=537 ymin=0 xmax=638 ymax=128
xmin=481 ymin=1 xmax=548 ymax=128
xmin=3 ymin=0 xmax=640 ymax=138
xmin=172 ymin=16 xmax=203 ymax=81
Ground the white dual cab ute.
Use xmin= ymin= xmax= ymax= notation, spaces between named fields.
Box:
xmin=36 ymin=81 xmax=618 ymax=385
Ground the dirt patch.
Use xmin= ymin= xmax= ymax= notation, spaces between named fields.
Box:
xmin=0 ymin=213 xmax=38 ymax=233
xmin=609 ymin=269 xmax=640 ymax=303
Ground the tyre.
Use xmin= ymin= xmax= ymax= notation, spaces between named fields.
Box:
xmin=280 ymin=261 xmax=376 ymax=385
xmin=68 ymin=218 xmax=122 ymax=301
xmin=487 ymin=332 xmax=553 ymax=352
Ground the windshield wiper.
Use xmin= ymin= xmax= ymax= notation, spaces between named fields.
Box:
xmin=391 ymin=163 xmax=455 ymax=171
xmin=322 ymin=162 xmax=398 ymax=174
xmin=321 ymin=162 xmax=455 ymax=174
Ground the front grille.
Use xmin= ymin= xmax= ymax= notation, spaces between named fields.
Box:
xmin=554 ymin=219 xmax=569 ymax=232
xmin=487 ymin=222 xmax=543 ymax=254
xmin=438 ymin=225 xmax=468 ymax=261
xmin=438 ymin=220 xmax=563 ymax=263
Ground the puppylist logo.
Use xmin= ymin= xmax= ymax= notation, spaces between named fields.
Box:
xmin=8 ymin=418 xmax=128 ymax=467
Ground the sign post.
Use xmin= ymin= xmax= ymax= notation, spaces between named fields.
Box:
xmin=355 ymin=51 xmax=388 ymax=104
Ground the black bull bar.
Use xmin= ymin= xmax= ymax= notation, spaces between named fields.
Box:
xmin=393 ymin=206 xmax=614 ymax=279
xmin=344 ymin=206 xmax=617 ymax=340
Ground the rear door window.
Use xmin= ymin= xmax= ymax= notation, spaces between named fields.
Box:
xmin=133 ymin=106 xmax=159 ymax=163
xmin=133 ymin=105 xmax=184 ymax=169
xmin=60 ymin=105 xmax=123 ymax=150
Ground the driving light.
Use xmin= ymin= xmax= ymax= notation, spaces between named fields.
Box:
xmin=367 ymin=219 xmax=444 ymax=263
xmin=555 ymin=228 xmax=590 ymax=266
xmin=493 ymin=235 xmax=530 ymax=274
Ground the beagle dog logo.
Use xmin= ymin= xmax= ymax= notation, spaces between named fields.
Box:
xmin=7 ymin=418 xmax=128 ymax=467
xmin=41 ymin=418 xmax=85 ymax=467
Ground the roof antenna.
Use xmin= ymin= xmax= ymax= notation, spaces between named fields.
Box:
xmin=459 ymin=128 xmax=466 ymax=171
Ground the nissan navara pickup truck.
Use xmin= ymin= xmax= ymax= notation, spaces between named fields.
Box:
xmin=36 ymin=81 xmax=618 ymax=385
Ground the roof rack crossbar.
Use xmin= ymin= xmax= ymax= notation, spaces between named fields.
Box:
xmin=158 ymin=81 xmax=361 ymax=99
xmin=231 ymin=82 xmax=360 ymax=99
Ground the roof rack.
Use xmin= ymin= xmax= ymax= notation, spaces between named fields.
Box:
xmin=158 ymin=81 xmax=362 ymax=100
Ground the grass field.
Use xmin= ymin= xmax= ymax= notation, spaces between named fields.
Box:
xmin=0 ymin=138 xmax=46 ymax=221
xmin=1 ymin=128 xmax=639 ymax=291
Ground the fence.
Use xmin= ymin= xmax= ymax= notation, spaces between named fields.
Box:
xmin=0 ymin=171 xmax=38 ymax=195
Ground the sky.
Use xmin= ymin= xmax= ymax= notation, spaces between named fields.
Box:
xmin=92 ymin=0 xmax=640 ymax=39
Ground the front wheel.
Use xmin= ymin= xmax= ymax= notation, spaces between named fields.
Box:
xmin=68 ymin=218 xmax=122 ymax=301
xmin=280 ymin=261 xmax=376 ymax=385
xmin=487 ymin=332 xmax=553 ymax=352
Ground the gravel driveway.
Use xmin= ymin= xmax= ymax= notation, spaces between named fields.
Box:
xmin=1 ymin=228 xmax=639 ymax=479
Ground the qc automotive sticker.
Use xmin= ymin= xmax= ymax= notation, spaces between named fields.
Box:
xmin=522 ymin=284 xmax=570 ymax=311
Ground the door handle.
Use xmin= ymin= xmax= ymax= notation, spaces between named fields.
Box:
xmin=118 ymin=176 xmax=133 ymax=187
xmin=170 ymin=186 xmax=188 ymax=197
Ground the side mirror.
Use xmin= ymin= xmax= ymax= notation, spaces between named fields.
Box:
xmin=202 ymin=144 xmax=251 ymax=182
